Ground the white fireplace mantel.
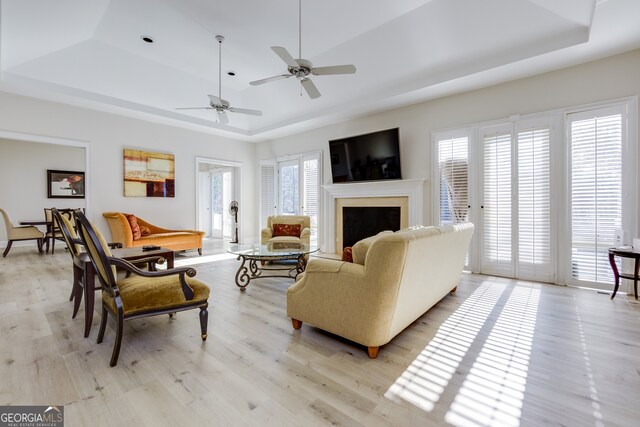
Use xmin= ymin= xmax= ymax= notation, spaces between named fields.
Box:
xmin=322 ymin=179 xmax=426 ymax=253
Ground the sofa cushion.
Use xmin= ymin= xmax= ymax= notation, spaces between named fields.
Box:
xmin=273 ymin=223 xmax=301 ymax=238
xmin=125 ymin=214 xmax=142 ymax=241
xmin=352 ymin=230 xmax=394 ymax=265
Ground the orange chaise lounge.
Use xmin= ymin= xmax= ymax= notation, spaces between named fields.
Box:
xmin=103 ymin=212 xmax=205 ymax=255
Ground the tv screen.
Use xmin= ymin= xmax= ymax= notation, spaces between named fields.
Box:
xmin=329 ymin=128 xmax=401 ymax=183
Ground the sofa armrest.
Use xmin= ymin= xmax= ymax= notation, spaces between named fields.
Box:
xmin=300 ymin=227 xmax=311 ymax=244
xmin=102 ymin=212 xmax=133 ymax=247
xmin=260 ymin=227 xmax=273 ymax=244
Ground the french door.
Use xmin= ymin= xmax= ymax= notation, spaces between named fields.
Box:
xmin=480 ymin=121 xmax=553 ymax=282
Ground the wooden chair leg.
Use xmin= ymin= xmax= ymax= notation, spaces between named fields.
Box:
xmin=71 ymin=267 xmax=83 ymax=318
xmin=367 ymin=346 xmax=380 ymax=359
xmin=37 ymin=238 xmax=44 ymax=254
xmin=97 ymin=305 xmax=108 ymax=344
xmin=291 ymin=318 xmax=302 ymax=330
xmin=2 ymin=240 xmax=13 ymax=257
xmin=200 ymin=306 xmax=208 ymax=341
xmin=110 ymin=308 xmax=124 ymax=367
xmin=51 ymin=237 xmax=55 ymax=254
xmin=198 ymin=248 xmax=202 ymax=256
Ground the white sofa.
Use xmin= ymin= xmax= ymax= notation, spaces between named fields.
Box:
xmin=286 ymin=223 xmax=474 ymax=358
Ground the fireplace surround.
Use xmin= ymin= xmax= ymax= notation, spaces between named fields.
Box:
xmin=322 ymin=179 xmax=425 ymax=253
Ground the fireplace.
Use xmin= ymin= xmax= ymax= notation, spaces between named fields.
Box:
xmin=323 ymin=179 xmax=425 ymax=254
xmin=343 ymin=206 xmax=401 ymax=248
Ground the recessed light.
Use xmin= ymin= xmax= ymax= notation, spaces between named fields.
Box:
xmin=141 ymin=36 xmax=154 ymax=44
xmin=227 ymin=71 xmax=236 ymax=76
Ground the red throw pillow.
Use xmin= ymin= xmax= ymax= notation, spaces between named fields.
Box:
xmin=273 ymin=223 xmax=301 ymax=237
xmin=342 ymin=247 xmax=353 ymax=263
xmin=139 ymin=225 xmax=151 ymax=237
xmin=124 ymin=214 xmax=142 ymax=241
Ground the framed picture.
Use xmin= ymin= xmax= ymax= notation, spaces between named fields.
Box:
xmin=123 ymin=149 xmax=175 ymax=197
xmin=47 ymin=170 xmax=85 ymax=199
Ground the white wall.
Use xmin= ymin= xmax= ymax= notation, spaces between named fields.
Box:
xmin=0 ymin=91 xmax=258 ymax=244
xmin=0 ymin=138 xmax=86 ymax=241
xmin=257 ymin=48 xmax=640 ymax=229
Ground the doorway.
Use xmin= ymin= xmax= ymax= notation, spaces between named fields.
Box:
xmin=196 ymin=158 xmax=242 ymax=242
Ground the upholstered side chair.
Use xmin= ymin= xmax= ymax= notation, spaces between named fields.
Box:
xmin=1 ymin=208 xmax=44 ymax=257
xmin=75 ymin=211 xmax=211 ymax=367
xmin=52 ymin=208 xmax=87 ymax=318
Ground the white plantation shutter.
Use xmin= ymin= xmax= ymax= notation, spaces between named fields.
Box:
xmin=482 ymin=130 xmax=512 ymax=276
xmin=259 ymin=162 xmax=277 ymax=229
xmin=438 ymin=137 xmax=469 ymax=224
xmin=302 ymin=154 xmax=320 ymax=246
xmin=517 ymin=127 xmax=552 ymax=281
xmin=569 ymin=108 xmax=623 ymax=284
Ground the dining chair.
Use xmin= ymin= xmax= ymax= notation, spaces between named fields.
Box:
xmin=1 ymin=208 xmax=44 ymax=257
xmin=74 ymin=210 xmax=210 ymax=367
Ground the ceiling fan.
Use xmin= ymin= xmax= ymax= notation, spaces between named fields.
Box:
xmin=177 ymin=35 xmax=262 ymax=124
xmin=249 ymin=0 xmax=356 ymax=99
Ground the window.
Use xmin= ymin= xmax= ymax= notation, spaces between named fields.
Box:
xmin=437 ymin=135 xmax=469 ymax=224
xmin=260 ymin=152 xmax=322 ymax=245
xmin=482 ymin=128 xmax=513 ymax=277
xmin=517 ymin=126 xmax=552 ymax=281
xmin=259 ymin=162 xmax=276 ymax=229
xmin=569 ymin=106 xmax=624 ymax=284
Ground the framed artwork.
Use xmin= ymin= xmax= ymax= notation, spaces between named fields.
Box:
xmin=47 ymin=170 xmax=85 ymax=199
xmin=123 ymin=149 xmax=175 ymax=197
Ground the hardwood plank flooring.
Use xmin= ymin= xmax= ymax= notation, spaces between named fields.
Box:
xmin=0 ymin=242 xmax=639 ymax=426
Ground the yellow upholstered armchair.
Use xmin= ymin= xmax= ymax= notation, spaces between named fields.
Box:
xmin=260 ymin=215 xmax=311 ymax=245
xmin=103 ymin=212 xmax=205 ymax=254
xmin=1 ymin=208 xmax=45 ymax=257
xmin=76 ymin=211 xmax=210 ymax=367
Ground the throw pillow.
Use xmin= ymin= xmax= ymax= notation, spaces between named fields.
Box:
xmin=139 ymin=225 xmax=151 ymax=237
xmin=273 ymin=223 xmax=301 ymax=237
xmin=341 ymin=247 xmax=353 ymax=263
xmin=124 ymin=214 xmax=142 ymax=241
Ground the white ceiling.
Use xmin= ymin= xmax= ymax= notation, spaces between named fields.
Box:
xmin=1 ymin=0 xmax=639 ymax=141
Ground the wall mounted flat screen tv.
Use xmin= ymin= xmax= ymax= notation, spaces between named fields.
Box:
xmin=329 ymin=128 xmax=401 ymax=183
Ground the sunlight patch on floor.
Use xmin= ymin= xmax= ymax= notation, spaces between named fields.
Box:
xmin=444 ymin=286 xmax=539 ymax=427
xmin=173 ymin=252 xmax=236 ymax=267
xmin=384 ymin=281 xmax=507 ymax=412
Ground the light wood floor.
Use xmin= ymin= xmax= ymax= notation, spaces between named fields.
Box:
xmin=1 ymin=241 xmax=639 ymax=427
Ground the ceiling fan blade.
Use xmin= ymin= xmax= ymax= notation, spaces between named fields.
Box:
xmin=311 ymin=64 xmax=357 ymax=76
xmin=208 ymin=94 xmax=222 ymax=105
xmin=250 ymin=74 xmax=292 ymax=86
xmin=217 ymin=110 xmax=229 ymax=124
xmin=271 ymin=46 xmax=299 ymax=68
xmin=300 ymin=78 xmax=321 ymax=99
xmin=228 ymin=107 xmax=263 ymax=116
xmin=176 ymin=107 xmax=215 ymax=110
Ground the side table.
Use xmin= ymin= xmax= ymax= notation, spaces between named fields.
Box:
xmin=608 ymin=247 xmax=640 ymax=300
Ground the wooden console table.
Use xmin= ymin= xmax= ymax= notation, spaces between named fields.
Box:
xmin=608 ymin=247 xmax=640 ymax=300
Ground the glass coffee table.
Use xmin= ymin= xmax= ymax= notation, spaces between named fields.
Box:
xmin=227 ymin=242 xmax=319 ymax=291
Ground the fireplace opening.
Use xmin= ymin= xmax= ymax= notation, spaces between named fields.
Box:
xmin=342 ymin=206 xmax=401 ymax=248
